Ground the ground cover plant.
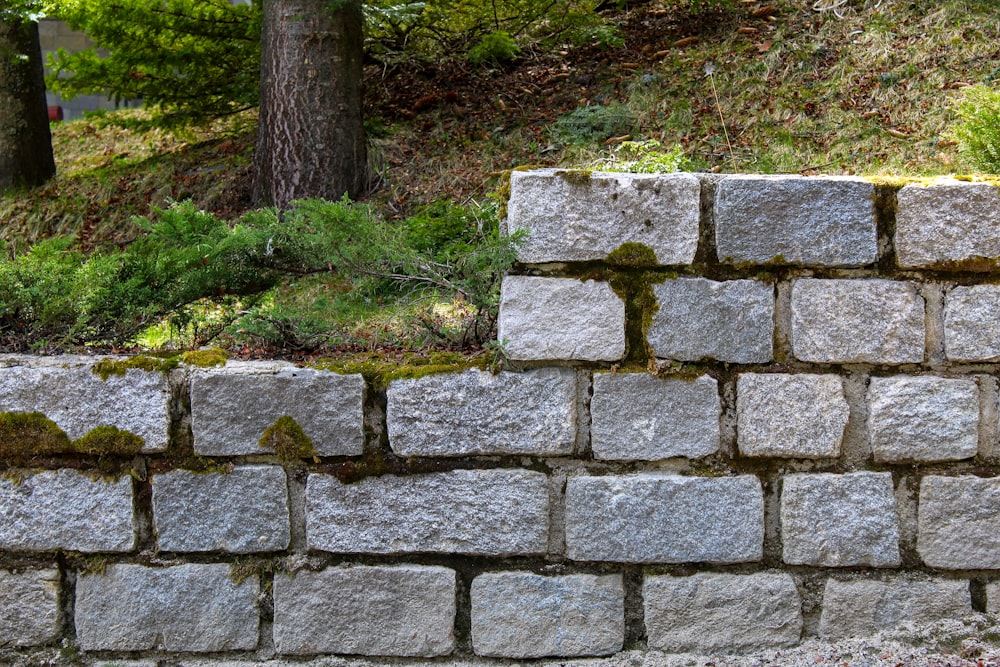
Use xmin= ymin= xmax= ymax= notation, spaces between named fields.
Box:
xmin=1 ymin=0 xmax=999 ymax=358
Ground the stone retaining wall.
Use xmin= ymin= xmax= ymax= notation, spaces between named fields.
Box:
xmin=3 ymin=173 xmax=1000 ymax=663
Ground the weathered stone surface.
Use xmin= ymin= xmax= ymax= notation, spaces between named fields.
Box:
xmin=152 ymin=465 xmax=290 ymax=553
xmin=648 ymin=278 xmax=774 ymax=363
xmin=565 ymin=474 xmax=763 ymax=563
xmin=498 ymin=277 xmax=625 ymax=362
xmin=644 ymin=572 xmax=801 ymax=651
xmin=790 ymin=279 xmax=925 ymax=364
xmin=190 ymin=364 xmax=364 ymax=456
xmin=715 ymin=175 xmax=877 ymax=267
xmin=737 ymin=373 xmax=848 ymax=458
xmin=507 ymin=169 xmax=700 ymax=264
xmin=818 ymin=577 xmax=971 ymax=638
xmin=471 ymin=572 xmax=623 ymax=658
xmin=896 ymin=181 xmax=1000 ymax=269
xmin=306 ymin=469 xmax=549 ymax=555
xmin=0 ymin=359 xmax=170 ymax=451
xmin=387 ymin=368 xmax=576 ymax=457
xmin=0 ymin=569 xmax=60 ymax=647
xmin=985 ymin=582 xmax=1000 ymax=614
xmin=867 ymin=376 xmax=979 ymax=463
xmin=591 ymin=372 xmax=719 ymax=460
xmin=0 ymin=470 xmax=134 ymax=552
xmin=273 ymin=565 xmax=456 ymax=657
xmin=945 ymin=285 xmax=1000 ymax=361
xmin=918 ymin=475 xmax=1000 ymax=569
xmin=781 ymin=472 xmax=900 ymax=567
xmin=75 ymin=563 xmax=259 ymax=652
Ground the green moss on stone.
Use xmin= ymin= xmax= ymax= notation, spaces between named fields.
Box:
xmin=92 ymin=355 xmax=180 ymax=381
xmin=260 ymin=416 xmax=317 ymax=462
xmin=601 ymin=243 xmax=665 ymax=365
xmin=554 ymin=168 xmax=593 ymax=186
xmin=310 ymin=351 xmax=487 ymax=390
xmin=72 ymin=426 xmax=145 ymax=457
xmin=181 ymin=349 xmax=229 ymax=368
xmin=0 ymin=411 xmax=72 ymax=458
xmin=607 ymin=242 xmax=659 ymax=268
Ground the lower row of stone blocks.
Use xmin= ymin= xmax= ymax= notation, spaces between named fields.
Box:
xmin=0 ymin=565 xmax=986 ymax=657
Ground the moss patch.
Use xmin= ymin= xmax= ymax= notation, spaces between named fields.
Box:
xmin=310 ymin=351 xmax=487 ymax=390
xmin=181 ymin=348 xmax=229 ymax=367
xmin=259 ymin=416 xmax=317 ymax=462
xmin=554 ymin=168 xmax=593 ymax=186
xmin=606 ymin=242 xmax=659 ymax=268
xmin=0 ymin=412 xmax=72 ymax=458
xmin=92 ymin=355 xmax=180 ymax=380
xmin=601 ymin=242 xmax=665 ymax=365
xmin=72 ymin=426 xmax=145 ymax=457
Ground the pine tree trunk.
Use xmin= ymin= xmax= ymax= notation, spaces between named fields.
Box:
xmin=253 ymin=0 xmax=366 ymax=209
xmin=0 ymin=17 xmax=56 ymax=190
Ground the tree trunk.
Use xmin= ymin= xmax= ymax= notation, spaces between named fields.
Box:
xmin=0 ymin=16 xmax=56 ymax=190
xmin=253 ymin=0 xmax=366 ymax=209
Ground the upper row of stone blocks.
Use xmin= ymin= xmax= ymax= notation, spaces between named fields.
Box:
xmin=508 ymin=170 xmax=1000 ymax=269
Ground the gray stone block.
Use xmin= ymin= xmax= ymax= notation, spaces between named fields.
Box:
xmin=75 ymin=563 xmax=259 ymax=652
xmin=387 ymin=368 xmax=576 ymax=457
xmin=737 ymin=373 xmax=848 ymax=458
xmin=790 ymin=279 xmax=925 ymax=364
xmin=644 ymin=572 xmax=801 ymax=651
xmin=471 ymin=572 xmax=623 ymax=658
xmin=273 ymin=565 xmax=456 ymax=657
xmin=0 ymin=569 xmax=60 ymax=647
xmin=868 ymin=376 xmax=979 ymax=463
xmin=819 ymin=577 xmax=971 ymax=638
xmin=715 ymin=175 xmax=877 ymax=267
xmin=0 ymin=359 xmax=170 ymax=451
xmin=648 ymin=278 xmax=774 ymax=363
xmin=152 ymin=465 xmax=290 ymax=553
xmin=0 ymin=470 xmax=134 ymax=553
xmin=190 ymin=364 xmax=364 ymax=456
xmin=896 ymin=181 xmax=1000 ymax=269
xmin=507 ymin=169 xmax=700 ymax=264
xmin=306 ymin=469 xmax=549 ymax=555
xmin=945 ymin=285 xmax=1000 ymax=361
xmin=918 ymin=475 xmax=1000 ymax=569
xmin=591 ymin=372 xmax=720 ymax=460
xmin=781 ymin=472 xmax=900 ymax=567
xmin=498 ymin=276 xmax=625 ymax=362
xmin=565 ymin=474 xmax=763 ymax=563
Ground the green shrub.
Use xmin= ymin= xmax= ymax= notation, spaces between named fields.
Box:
xmin=550 ymin=103 xmax=636 ymax=144
xmin=600 ymin=140 xmax=691 ymax=173
xmin=0 ymin=198 xmax=522 ymax=353
xmin=954 ymin=84 xmax=1000 ymax=174
xmin=467 ymin=30 xmax=520 ymax=65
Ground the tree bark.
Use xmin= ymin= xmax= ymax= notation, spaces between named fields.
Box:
xmin=253 ymin=0 xmax=366 ymax=209
xmin=0 ymin=16 xmax=56 ymax=190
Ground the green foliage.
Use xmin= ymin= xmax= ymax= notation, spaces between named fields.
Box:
xmin=954 ymin=85 xmax=1000 ymax=174
xmin=550 ymin=103 xmax=636 ymax=144
xmin=365 ymin=0 xmax=606 ymax=63
xmin=46 ymin=0 xmax=261 ymax=126
xmin=467 ymin=30 xmax=520 ymax=65
xmin=0 ymin=198 xmax=522 ymax=352
xmin=600 ymin=140 xmax=691 ymax=173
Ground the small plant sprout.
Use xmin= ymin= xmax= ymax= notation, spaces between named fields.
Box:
xmin=704 ymin=61 xmax=736 ymax=172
